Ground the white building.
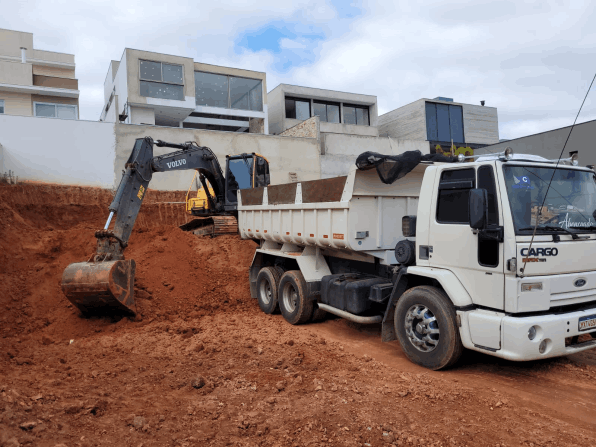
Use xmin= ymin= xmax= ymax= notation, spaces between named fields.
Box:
xmin=100 ymin=48 xmax=268 ymax=134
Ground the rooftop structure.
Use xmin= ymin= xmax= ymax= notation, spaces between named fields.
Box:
xmin=379 ymin=97 xmax=499 ymax=154
xmin=267 ymin=84 xmax=378 ymax=137
xmin=0 ymin=28 xmax=79 ymax=119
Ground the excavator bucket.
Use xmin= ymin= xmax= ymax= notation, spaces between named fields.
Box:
xmin=61 ymin=259 xmax=136 ymax=316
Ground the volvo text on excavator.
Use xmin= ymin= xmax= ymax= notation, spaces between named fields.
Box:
xmin=60 ymin=137 xmax=270 ymax=316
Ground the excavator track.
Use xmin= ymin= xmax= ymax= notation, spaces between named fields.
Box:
xmin=179 ymin=215 xmax=238 ymax=237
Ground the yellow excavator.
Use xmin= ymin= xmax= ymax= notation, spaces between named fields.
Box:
xmin=179 ymin=153 xmax=269 ymax=236
xmin=61 ymin=137 xmax=270 ymax=316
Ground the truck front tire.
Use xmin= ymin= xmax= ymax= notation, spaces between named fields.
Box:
xmin=256 ymin=267 xmax=281 ymax=314
xmin=278 ymin=270 xmax=313 ymax=325
xmin=394 ymin=286 xmax=463 ymax=370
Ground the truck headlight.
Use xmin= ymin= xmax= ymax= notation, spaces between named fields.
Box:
xmin=528 ymin=326 xmax=537 ymax=340
xmin=521 ymin=282 xmax=543 ymax=292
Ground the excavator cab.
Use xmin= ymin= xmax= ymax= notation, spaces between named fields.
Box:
xmin=224 ymin=153 xmax=270 ymax=206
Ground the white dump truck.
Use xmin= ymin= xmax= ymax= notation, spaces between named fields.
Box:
xmin=237 ymin=149 xmax=596 ymax=370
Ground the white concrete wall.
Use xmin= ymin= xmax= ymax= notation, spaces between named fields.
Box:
xmin=321 ymin=133 xmax=429 ymax=178
xmin=115 ymin=123 xmax=322 ymax=190
xmin=130 ymin=106 xmax=155 ymax=125
xmin=0 ymin=114 xmax=116 ymax=187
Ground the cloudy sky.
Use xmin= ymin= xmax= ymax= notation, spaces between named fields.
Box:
xmin=4 ymin=0 xmax=596 ymax=140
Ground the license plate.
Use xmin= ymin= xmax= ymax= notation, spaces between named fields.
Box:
xmin=579 ymin=315 xmax=596 ymax=331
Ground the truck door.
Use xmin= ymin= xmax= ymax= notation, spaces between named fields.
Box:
xmin=427 ymin=164 xmax=505 ymax=310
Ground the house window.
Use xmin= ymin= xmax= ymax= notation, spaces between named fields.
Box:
xmin=313 ymin=101 xmax=340 ymax=123
xmin=0 ymin=99 xmax=4 ymax=114
xmin=426 ymin=102 xmax=464 ymax=143
xmin=139 ymin=60 xmax=184 ymax=101
xmin=34 ymin=102 xmax=77 ymax=120
xmin=194 ymin=72 xmax=263 ymax=111
xmin=285 ymin=97 xmax=310 ymax=120
xmin=343 ymin=104 xmax=369 ymax=125
xmin=230 ymin=77 xmax=263 ymax=111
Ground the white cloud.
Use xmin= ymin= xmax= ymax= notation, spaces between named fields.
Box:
xmin=2 ymin=0 xmax=595 ymax=141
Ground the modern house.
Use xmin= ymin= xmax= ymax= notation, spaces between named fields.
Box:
xmin=267 ymin=84 xmax=378 ymax=137
xmin=378 ymin=97 xmax=499 ymax=154
xmin=100 ymin=49 xmax=268 ymax=133
xmin=0 ymin=28 xmax=79 ymax=119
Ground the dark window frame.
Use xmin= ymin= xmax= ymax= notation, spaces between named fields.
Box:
xmin=313 ymin=100 xmax=341 ymax=123
xmin=477 ymin=165 xmax=500 ymax=268
xmin=343 ymin=103 xmax=370 ymax=126
xmin=285 ymin=96 xmax=311 ymax=120
xmin=436 ymin=168 xmax=476 ymax=224
xmin=425 ymin=102 xmax=465 ymax=144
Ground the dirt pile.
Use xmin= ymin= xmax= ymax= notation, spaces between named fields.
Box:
xmin=2 ymin=182 xmax=596 ymax=447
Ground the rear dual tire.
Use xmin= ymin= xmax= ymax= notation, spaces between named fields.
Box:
xmin=256 ymin=267 xmax=282 ymax=314
xmin=278 ymin=270 xmax=314 ymax=325
xmin=256 ymin=267 xmax=326 ymax=324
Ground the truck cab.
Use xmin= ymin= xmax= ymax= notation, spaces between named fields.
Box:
xmin=416 ymin=152 xmax=596 ymax=360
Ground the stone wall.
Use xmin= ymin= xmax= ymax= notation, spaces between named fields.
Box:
xmin=279 ymin=116 xmax=319 ymax=139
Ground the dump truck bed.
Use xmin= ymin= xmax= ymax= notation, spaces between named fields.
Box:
xmin=238 ymin=164 xmax=430 ymax=264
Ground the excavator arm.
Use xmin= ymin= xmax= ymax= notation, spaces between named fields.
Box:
xmin=60 ymin=137 xmax=235 ymax=316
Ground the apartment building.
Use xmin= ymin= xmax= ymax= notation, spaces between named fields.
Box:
xmin=378 ymin=97 xmax=499 ymax=154
xmin=100 ymin=49 xmax=268 ymax=133
xmin=267 ymin=84 xmax=378 ymax=137
xmin=0 ymin=28 xmax=79 ymax=120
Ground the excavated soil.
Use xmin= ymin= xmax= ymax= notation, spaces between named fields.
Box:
xmin=2 ymin=182 xmax=596 ymax=447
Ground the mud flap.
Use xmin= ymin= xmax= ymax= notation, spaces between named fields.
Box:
xmin=61 ymin=259 xmax=136 ymax=316
xmin=381 ymin=268 xmax=408 ymax=342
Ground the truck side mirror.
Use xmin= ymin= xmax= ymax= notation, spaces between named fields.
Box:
xmin=469 ymin=188 xmax=488 ymax=230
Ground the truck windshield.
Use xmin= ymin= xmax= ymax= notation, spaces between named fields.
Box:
xmin=502 ymin=165 xmax=596 ymax=233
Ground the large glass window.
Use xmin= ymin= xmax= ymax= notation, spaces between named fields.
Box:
xmin=343 ymin=104 xmax=369 ymax=125
xmin=313 ymin=101 xmax=340 ymax=123
xmin=285 ymin=97 xmax=310 ymax=120
xmin=139 ymin=60 xmax=184 ymax=101
xmin=0 ymin=99 xmax=4 ymax=114
xmin=426 ymin=102 xmax=464 ymax=143
xmin=230 ymin=77 xmax=263 ymax=111
xmin=194 ymin=72 xmax=262 ymax=111
xmin=194 ymin=72 xmax=228 ymax=107
xmin=140 ymin=82 xmax=184 ymax=101
xmin=34 ymin=102 xmax=77 ymax=120
xmin=503 ymin=165 xmax=596 ymax=233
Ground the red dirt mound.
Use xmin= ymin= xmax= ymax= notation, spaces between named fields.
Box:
xmin=2 ymin=182 xmax=596 ymax=447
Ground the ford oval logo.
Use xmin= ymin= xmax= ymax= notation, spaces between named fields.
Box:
xmin=574 ymin=279 xmax=587 ymax=288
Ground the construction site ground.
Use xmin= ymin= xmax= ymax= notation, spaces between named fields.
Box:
xmin=1 ymin=183 xmax=596 ymax=447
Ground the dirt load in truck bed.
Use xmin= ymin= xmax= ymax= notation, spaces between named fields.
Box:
xmin=1 ymin=182 xmax=596 ymax=446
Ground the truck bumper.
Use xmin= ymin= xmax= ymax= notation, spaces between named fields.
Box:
xmin=459 ymin=306 xmax=596 ymax=361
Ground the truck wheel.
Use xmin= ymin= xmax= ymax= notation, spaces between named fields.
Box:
xmin=278 ymin=270 xmax=313 ymax=325
xmin=394 ymin=286 xmax=463 ymax=370
xmin=256 ymin=267 xmax=281 ymax=314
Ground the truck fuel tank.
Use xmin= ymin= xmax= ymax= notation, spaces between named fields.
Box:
xmin=320 ymin=273 xmax=389 ymax=315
